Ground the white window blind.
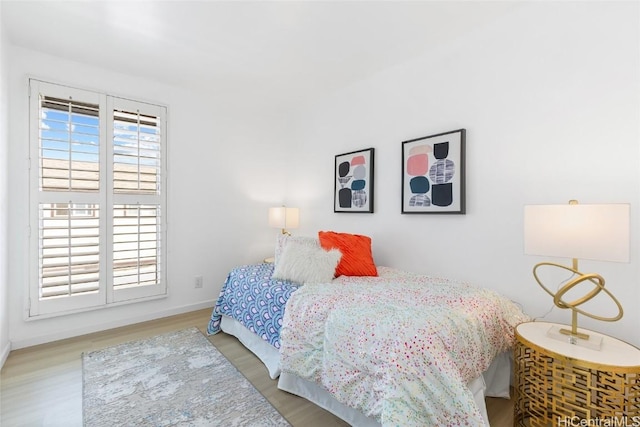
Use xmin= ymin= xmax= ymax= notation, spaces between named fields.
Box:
xmin=113 ymin=109 xmax=161 ymax=194
xmin=39 ymin=203 xmax=100 ymax=298
xmin=40 ymin=96 xmax=100 ymax=192
xmin=113 ymin=204 xmax=160 ymax=290
xmin=29 ymin=80 xmax=167 ymax=317
xmin=108 ymin=97 xmax=165 ymax=304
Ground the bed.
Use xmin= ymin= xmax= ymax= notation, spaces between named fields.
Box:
xmin=208 ymin=254 xmax=529 ymax=426
xmin=207 ymin=262 xmax=296 ymax=379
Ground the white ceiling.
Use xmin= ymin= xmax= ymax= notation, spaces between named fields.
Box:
xmin=2 ymin=1 xmax=522 ymax=109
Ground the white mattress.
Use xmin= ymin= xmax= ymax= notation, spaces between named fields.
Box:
xmin=219 ymin=315 xmax=512 ymax=426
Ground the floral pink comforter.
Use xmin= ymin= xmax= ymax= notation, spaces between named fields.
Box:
xmin=279 ymin=267 xmax=529 ymax=426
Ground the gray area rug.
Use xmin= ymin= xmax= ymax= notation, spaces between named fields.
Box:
xmin=83 ymin=327 xmax=290 ymax=426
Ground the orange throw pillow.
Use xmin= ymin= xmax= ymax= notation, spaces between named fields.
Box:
xmin=318 ymin=231 xmax=378 ymax=277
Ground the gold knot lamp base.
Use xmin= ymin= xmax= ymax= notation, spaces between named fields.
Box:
xmin=533 ymin=260 xmax=623 ymax=350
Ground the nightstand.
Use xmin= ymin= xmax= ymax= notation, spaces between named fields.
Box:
xmin=513 ymin=321 xmax=640 ymax=427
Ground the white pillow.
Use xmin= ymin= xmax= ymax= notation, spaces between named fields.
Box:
xmin=272 ymin=241 xmax=341 ymax=285
xmin=274 ymin=234 xmax=319 ymax=266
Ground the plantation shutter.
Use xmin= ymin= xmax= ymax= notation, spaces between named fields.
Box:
xmin=40 ymin=96 xmax=100 ymax=192
xmin=29 ymin=80 xmax=167 ymax=317
xmin=39 ymin=203 xmax=101 ymax=298
xmin=113 ymin=109 xmax=161 ymax=194
xmin=108 ymin=97 xmax=166 ymax=302
xmin=30 ymin=81 xmax=106 ymax=315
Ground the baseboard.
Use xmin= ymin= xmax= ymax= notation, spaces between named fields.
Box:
xmin=10 ymin=300 xmax=216 ymax=350
xmin=0 ymin=339 xmax=11 ymax=370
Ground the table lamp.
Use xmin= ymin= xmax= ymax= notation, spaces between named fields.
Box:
xmin=268 ymin=206 xmax=299 ymax=235
xmin=523 ymin=200 xmax=629 ymax=349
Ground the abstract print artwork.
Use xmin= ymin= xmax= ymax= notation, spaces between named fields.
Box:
xmin=402 ymin=129 xmax=465 ymax=214
xmin=334 ymin=148 xmax=374 ymax=213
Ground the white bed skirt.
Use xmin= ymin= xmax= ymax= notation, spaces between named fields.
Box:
xmin=220 ymin=315 xmax=282 ymax=379
xmin=219 ymin=315 xmax=511 ymax=426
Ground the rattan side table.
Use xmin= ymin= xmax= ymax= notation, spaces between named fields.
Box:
xmin=514 ymin=321 xmax=640 ymax=427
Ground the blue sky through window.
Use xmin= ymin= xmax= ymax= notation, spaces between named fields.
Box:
xmin=41 ymin=109 xmax=99 ymax=162
xmin=41 ymin=108 xmax=161 ymax=167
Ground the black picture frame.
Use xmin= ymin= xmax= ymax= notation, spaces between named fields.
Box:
xmin=401 ymin=129 xmax=465 ymax=214
xmin=334 ymin=148 xmax=375 ymax=213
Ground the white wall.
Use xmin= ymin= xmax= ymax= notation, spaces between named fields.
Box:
xmin=6 ymin=46 xmax=289 ymax=349
xmin=285 ymin=2 xmax=640 ymax=345
xmin=0 ymin=3 xmax=11 ymax=365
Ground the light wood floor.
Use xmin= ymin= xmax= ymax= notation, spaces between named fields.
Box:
xmin=0 ymin=309 xmax=513 ymax=426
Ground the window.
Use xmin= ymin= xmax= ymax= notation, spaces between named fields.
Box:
xmin=28 ymin=80 xmax=167 ymax=317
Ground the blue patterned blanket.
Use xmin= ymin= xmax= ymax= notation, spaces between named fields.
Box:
xmin=207 ymin=263 xmax=300 ymax=349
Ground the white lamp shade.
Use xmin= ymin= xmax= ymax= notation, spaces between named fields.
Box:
xmin=268 ymin=207 xmax=299 ymax=230
xmin=524 ymin=203 xmax=630 ymax=263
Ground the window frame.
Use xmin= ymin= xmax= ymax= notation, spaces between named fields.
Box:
xmin=28 ymin=79 xmax=168 ymax=318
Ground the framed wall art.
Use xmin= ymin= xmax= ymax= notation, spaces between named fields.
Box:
xmin=334 ymin=147 xmax=374 ymax=213
xmin=401 ymin=129 xmax=465 ymax=214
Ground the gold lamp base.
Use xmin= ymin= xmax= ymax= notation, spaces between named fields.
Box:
xmin=557 ymin=307 xmax=590 ymax=340
xmin=533 ymin=259 xmax=623 ymax=350
xmin=547 ymin=325 xmax=603 ymax=350
xmin=558 ymin=327 xmax=589 ymax=341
